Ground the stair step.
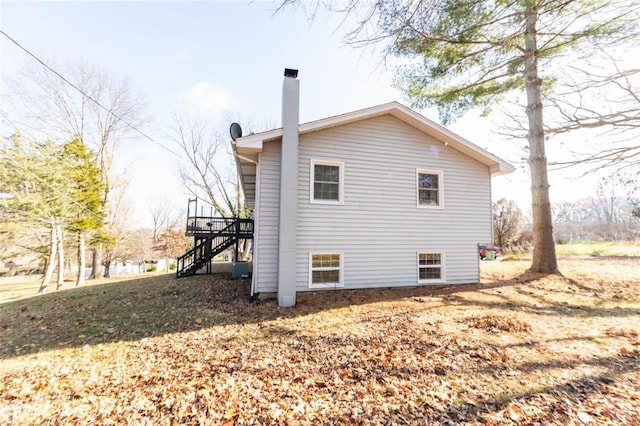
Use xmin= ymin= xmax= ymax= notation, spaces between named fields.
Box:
xmin=176 ymin=220 xmax=245 ymax=278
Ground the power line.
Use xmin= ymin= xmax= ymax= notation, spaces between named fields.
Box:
xmin=0 ymin=29 xmax=183 ymax=158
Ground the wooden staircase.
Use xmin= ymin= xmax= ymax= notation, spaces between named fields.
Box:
xmin=176 ymin=200 xmax=253 ymax=278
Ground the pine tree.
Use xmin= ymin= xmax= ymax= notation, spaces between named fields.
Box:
xmin=0 ymin=134 xmax=106 ymax=291
xmin=62 ymin=137 xmax=106 ymax=286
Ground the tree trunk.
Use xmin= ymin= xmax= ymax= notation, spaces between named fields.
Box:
xmin=56 ymin=223 xmax=65 ymax=289
xmin=524 ymin=6 xmax=558 ymax=274
xmin=239 ymin=239 xmax=252 ymax=261
xmin=76 ymin=231 xmax=85 ymax=286
xmin=39 ymin=223 xmax=57 ymax=293
xmin=89 ymin=246 xmax=103 ymax=279
xmin=103 ymin=252 xmax=111 ymax=278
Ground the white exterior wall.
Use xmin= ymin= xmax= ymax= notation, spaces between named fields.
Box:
xmin=253 ymin=141 xmax=281 ymax=293
xmin=295 ymin=115 xmax=492 ymax=291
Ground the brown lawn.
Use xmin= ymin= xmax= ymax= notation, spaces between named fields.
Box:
xmin=1 ymin=258 xmax=638 ymax=425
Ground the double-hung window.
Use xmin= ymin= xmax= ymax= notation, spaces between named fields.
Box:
xmin=309 ymin=253 xmax=343 ymax=288
xmin=417 ymin=170 xmax=443 ymax=208
xmin=311 ymin=159 xmax=344 ymax=204
xmin=418 ymin=252 xmax=444 ymax=283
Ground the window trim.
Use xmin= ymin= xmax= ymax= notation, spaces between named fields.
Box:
xmin=416 ymin=169 xmax=444 ymax=209
xmin=308 ymin=252 xmax=344 ymax=288
xmin=310 ymin=159 xmax=344 ymax=205
xmin=417 ymin=252 xmax=445 ymax=284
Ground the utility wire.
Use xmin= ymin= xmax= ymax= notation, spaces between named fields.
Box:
xmin=0 ymin=29 xmax=183 ymax=158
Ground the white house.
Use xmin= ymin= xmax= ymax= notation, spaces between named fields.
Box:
xmin=232 ymin=69 xmax=514 ymax=307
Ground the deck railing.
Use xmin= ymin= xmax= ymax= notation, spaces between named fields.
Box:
xmin=186 ymin=217 xmax=253 ymax=237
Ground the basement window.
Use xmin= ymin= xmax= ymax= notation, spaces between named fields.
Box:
xmin=418 ymin=252 xmax=444 ymax=283
xmin=309 ymin=253 xmax=343 ymax=288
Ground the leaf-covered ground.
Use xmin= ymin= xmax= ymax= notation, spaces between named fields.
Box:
xmin=1 ymin=258 xmax=639 ymax=425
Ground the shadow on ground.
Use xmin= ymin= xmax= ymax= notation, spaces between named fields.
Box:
xmin=2 ymin=260 xmax=639 ymax=424
xmin=2 ymin=258 xmax=637 ymax=360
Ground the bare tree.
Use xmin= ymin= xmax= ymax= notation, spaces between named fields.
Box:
xmin=122 ymin=228 xmax=154 ymax=273
xmin=148 ymin=196 xmax=184 ymax=243
xmin=595 ymin=174 xmax=621 ymax=225
xmin=168 ymin=113 xmax=247 ymax=218
xmin=2 ymin=59 xmax=147 ymax=280
xmin=546 ymin=51 xmax=640 ymax=171
xmin=493 ymin=199 xmax=523 ymax=250
xmin=552 ymin=169 xmax=640 ymax=241
xmin=100 ymin=174 xmax=131 ymax=278
xmin=167 ymin=113 xmax=253 ymax=260
xmin=625 ymin=169 xmax=640 ymax=217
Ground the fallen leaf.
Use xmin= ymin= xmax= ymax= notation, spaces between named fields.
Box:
xmin=577 ymin=411 xmax=595 ymax=424
xmin=385 ymin=383 xmax=400 ymax=396
xmin=507 ymin=403 xmax=523 ymax=421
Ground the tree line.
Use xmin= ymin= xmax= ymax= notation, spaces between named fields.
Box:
xmin=494 ymin=174 xmax=640 ymax=253
xmin=1 ymin=136 xmax=105 ymax=291
xmin=0 ymin=61 xmax=192 ymax=290
xmin=0 ymin=132 xmax=190 ymax=289
xmin=0 ymin=57 xmax=248 ymax=290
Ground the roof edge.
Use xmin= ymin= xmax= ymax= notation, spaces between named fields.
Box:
xmin=233 ymin=101 xmax=514 ymax=174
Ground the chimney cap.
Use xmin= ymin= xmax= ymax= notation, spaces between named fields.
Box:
xmin=284 ymin=68 xmax=298 ymax=78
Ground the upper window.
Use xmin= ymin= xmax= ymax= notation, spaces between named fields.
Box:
xmin=418 ymin=252 xmax=444 ymax=283
xmin=417 ymin=170 xmax=443 ymax=208
xmin=309 ymin=253 xmax=343 ymax=288
xmin=311 ymin=159 xmax=344 ymax=205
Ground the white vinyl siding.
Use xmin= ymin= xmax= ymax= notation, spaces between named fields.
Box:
xmin=295 ymin=114 xmax=491 ymax=290
xmin=253 ymin=141 xmax=280 ymax=293
xmin=308 ymin=253 xmax=344 ymax=288
xmin=310 ymin=159 xmax=344 ymax=205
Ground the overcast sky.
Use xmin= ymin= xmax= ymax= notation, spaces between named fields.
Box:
xmin=1 ymin=1 xmax=623 ymax=227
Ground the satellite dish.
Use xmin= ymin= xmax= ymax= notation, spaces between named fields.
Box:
xmin=230 ymin=122 xmax=243 ymax=141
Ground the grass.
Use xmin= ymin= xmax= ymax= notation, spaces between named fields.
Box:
xmin=1 ymin=271 xmax=239 ymax=353
xmin=556 ymin=240 xmax=640 ymax=257
xmin=498 ymin=240 xmax=640 ymax=261
xmin=1 ymin=258 xmax=639 ymax=424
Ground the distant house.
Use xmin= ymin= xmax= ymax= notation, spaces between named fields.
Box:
xmin=230 ymin=69 xmax=514 ymax=307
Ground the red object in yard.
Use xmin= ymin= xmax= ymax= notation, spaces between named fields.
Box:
xmin=478 ymin=245 xmax=500 ymax=260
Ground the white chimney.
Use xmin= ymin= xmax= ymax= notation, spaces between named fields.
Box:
xmin=278 ymin=68 xmax=299 ymax=307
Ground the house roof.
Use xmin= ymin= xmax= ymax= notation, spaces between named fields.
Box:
xmin=232 ymin=101 xmax=515 ymax=208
